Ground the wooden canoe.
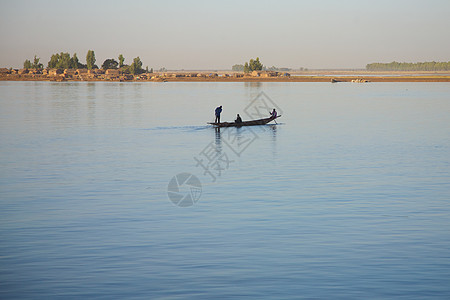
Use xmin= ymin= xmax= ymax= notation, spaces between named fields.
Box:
xmin=208 ymin=115 xmax=281 ymax=128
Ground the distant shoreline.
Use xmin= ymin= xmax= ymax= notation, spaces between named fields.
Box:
xmin=1 ymin=69 xmax=449 ymax=83
xmin=1 ymin=76 xmax=449 ymax=83
xmin=160 ymin=76 xmax=450 ymax=83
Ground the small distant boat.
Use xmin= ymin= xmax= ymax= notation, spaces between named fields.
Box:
xmin=208 ymin=115 xmax=281 ymax=128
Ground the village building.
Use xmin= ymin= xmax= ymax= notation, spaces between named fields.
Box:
xmin=263 ymin=71 xmax=278 ymax=77
xmin=76 ymin=69 xmax=88 ymax=75
xmin=62 ymin=69 xmax=75 ymax=79
xmin=48 ymin=69 xmax=63 ymax=76
xmin=64 ymin=69 xmax=76 ymax=75
xmin=251 ymin=70 xmax=278 ymax=77
xmin=74 ymin=69 xmax=88 ymax=80
xmin=120 ymin=74 xmax=133 ymax=81
xmin=105 ymin=69 xmax=120 ymax=80
xmin=105 ymin=69 xmax=119 ymax=76
xmin=251 ymin=70 xmax=261 ymax=77
xmin=28 ymin=69 xmax=42 ymax=75
xmin=351 ymin=78 xmax=370 ymax=83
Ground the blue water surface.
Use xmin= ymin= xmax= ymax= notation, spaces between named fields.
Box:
xmin=0 ymin=81 xmax=449 ymax=299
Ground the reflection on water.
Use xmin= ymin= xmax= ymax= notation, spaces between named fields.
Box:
xmin=205 ymin=125 xmax=279 ymax=182
xmin=87 ymin=82 xmax=96 ymax=100
xmin=87 ymin=97 xmax=96 ymax=126
xmin=268 ymin=124 xmax=278 ymax=156
xmin=268 ymin=124 xmax=277 ymax=136
xmin=244 ymin=82 xmax=262 ymax=88
xmin=214 ymin=127 xmax=222 ymax=153
xmin=244 ymin=81 xmax=263 ymax=99
xmin=212 ymin=124 xmax=279 ymax=160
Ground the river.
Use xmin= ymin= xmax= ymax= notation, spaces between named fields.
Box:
xmin=1 ymin=81 xmax=449 ymax=299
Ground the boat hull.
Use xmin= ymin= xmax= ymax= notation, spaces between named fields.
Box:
xmin=208 ymin=116 xmax=280 ymax=128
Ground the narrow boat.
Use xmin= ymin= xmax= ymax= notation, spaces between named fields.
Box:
xmin=208 ymin=115 xmax=281 ymax=128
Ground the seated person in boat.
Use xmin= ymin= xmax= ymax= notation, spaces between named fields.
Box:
xmin=235 ymin=114 xmax=242 ymax=123
xmin=270 ymin=108 xmax=277 ymax=118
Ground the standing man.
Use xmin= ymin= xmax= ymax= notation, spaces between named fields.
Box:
xmin=215 ymin=106 xmax=222 ymax=123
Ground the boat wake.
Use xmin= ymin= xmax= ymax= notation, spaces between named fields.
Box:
xmin=143 ymin=125 xmax=209 ymax=132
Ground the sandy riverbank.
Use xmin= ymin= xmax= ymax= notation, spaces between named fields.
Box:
xmin=1 ymin=73 xmax=450 ymax=82
xmin=164 ymin=76 xmax=450 ymax=82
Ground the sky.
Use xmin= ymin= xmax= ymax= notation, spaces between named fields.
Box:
xmin=1 ymin=0 xmax=449 ymax=69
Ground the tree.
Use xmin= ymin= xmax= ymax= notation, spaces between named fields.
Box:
xmin=32 ymin=55 xmax=43 ymax=69
xmin=86 ymin=50 xmax=96 ymax=70
xmin=48 ymin=53 xmax=59 ymax=68
xmin=242 ymin=57 xmax=263 ymax=73
xmin=47 ymin=52 xmax=82 ymax=69
xmin=244 ymin=62 xmax=249 ymax=73
xmin=24 ymin=55 xmax=43 ymax=69
xmin=47 ymin=52 xmax=71 ymax=69
xmin=24 ymin=59 xmax=32 ymax=69
xmin=118 ymin=54 xmax=124 ymax=68
xmin=366 ymin=61 xmax=450 ymax=71
xmin=58 ymin=52 xmax=71 ymax=69
xmin=102 ymin=59 xmax=119 ymax=70
xmin=265 ymin=65 xmax=291 ymax=72
xmin=232 ymin=64 xmax=244 ymax=71
xmin=249 ymin=57 xmax=263 ymax=72
xmin=71 ymin=53 xmax=80 ymax=69
xmin=129 ymin=57 xmax=143 ymax=75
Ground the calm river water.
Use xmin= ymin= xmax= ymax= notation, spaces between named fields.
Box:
xmin=1 ymin=81 xmax=449 ymax=299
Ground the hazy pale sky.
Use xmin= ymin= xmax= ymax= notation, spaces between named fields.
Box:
xmin=1 ymin=0 xmax=449 ymax=69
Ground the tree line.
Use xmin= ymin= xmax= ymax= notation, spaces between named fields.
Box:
xmin=232 ymin=57 xmax=264 ymax=73
xmin=366 ymin=61 xmax=450 ymax=71
xmin=232 ymin=58 xmax=294 ymax=72
xmin=23 ymin=51 xmax=150 ymax=75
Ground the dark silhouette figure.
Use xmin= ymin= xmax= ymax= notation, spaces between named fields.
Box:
xmin=270 ymin=108 xmax=277 ymax=118
xmin=215 ymin=106 xmax=222 ymax=123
